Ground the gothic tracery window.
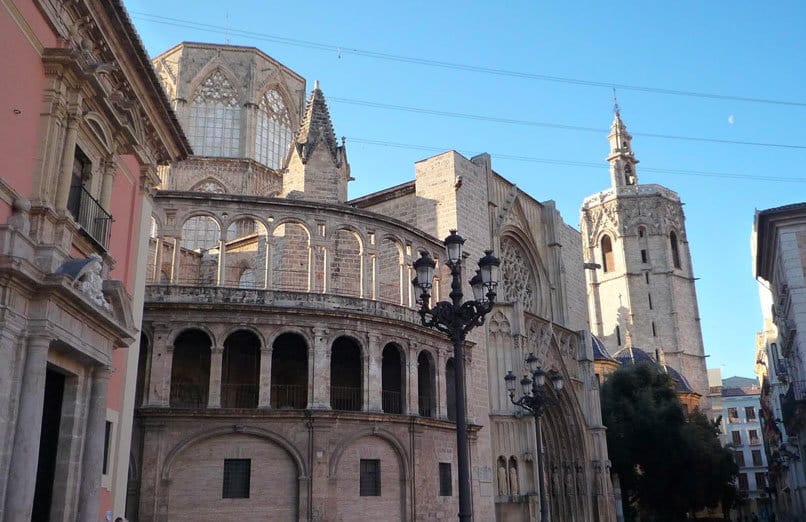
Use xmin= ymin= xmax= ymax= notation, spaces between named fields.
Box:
xmin=181 ymin=216 xmax=220 ymax=251
xmin=191 ymin=179 xmax=227 ymax=194
xmin=255 ymin=89 xmax=293 ymax=170
xmin=500 ymin=238 xmax=538 ymax=313
xmin=187 ymin=70 xmax=241 ymax=157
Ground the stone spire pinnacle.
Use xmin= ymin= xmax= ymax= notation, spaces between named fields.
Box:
xmin=606 ymin=100 xmax=638 ymax=188
xmin=294 ymin=81 xmax=343 ymax=167
xmin=282 ymin=81 xmax=351 ymax=203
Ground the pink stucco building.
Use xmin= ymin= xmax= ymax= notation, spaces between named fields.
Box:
xmin=0 ymin=1 xmax=189 ymax=519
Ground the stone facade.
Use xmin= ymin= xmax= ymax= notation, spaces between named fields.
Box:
xmin=0 ymin=1 xmax=189 ymax=520
xmin=131 ymin=42 xmax=616 ymax=521
xmin=580 ymin=109 xmax=711 ymax=411
xmin=753 ymin=202 xmax=806 ymax=520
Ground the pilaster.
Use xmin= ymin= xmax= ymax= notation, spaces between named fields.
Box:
xmin=208 ymin=345 xmax=224 ymax=408
xmin=366 ymin=333 xmax=382 ymax=412
xmin=147 ymin=325 xmax=173 ymax=407
xmin=258 ymin=347 xmax=272 ymax=408
xmin=309 ymin=327 xmax=330 ymax=409
xmin=76 ymin=366 xmax=111 ymax=522
xmin=4 ymin=335 xmax=51 ymax=519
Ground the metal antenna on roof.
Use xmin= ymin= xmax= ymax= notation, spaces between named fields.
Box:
xmin=224 ymin=12 xmax=230 ymax=45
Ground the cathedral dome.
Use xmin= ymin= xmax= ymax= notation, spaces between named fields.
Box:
xmin=613 ymin=346 xmax=696 ymax=394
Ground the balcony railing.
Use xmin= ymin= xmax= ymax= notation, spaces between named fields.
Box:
xmin=68 ymin=185 xmax=111 ymax=249
xmin=382 ymin=390 xmax=402 ymax=414
xmin=270 ymin=384 xmax=306 ymax=409
xmin=170 ymin=382 xmax=207 ymax=408
xmin=221 ymin=383 xmax=258 ymax=408
xmin=419 ymin=396 xmax=434 ymax=418
xmin=331 ymin=386 xmax=362 ymax=411
xmin=781 ymin=380 xmax=806 ymax=435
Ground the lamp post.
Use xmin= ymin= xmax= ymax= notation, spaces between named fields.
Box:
xmin=504 ymin=355 xmax=565 ymax=522
xmin=412 ymin=230 xmax=500 ymax=522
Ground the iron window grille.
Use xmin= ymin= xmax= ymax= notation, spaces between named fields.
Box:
xmin=359 ymin=459 xmax=381 ymax=496
xmin=223 ymin=458 xmax=251 ymax=499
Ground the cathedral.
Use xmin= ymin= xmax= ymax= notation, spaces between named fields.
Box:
xmin=128 ymin=42 xmax=617 ymax=521
xmin=582 ymin=106 xmax=711 ymax=412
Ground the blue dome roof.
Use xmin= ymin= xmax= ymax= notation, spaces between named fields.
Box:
xmin=613 ymin=346 xmax=696 ymax=394
xmin=591 ymin=335 xmax=618 ymax=362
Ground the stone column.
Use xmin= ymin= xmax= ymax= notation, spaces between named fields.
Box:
xmin=4 ymin=336 xmax=50 ymax=519
xmin=309 ymin=327 xmax=330 ymax=409
xmin=408 ymin=342 xmax=419 ymax=415
xmin=216 ymin=236 xmax=227 ymax=286
xmin=436 ymin=349 xmax=447 ymax=419
xmin=208 ymin=345 xmax=224 ymax=408
xmin=258 ymin=347 xmax=272 ymax=408
xmin=99 ymin=155 xmax=116 ymax=210
xmin=152 ymin=237 xmax=164 ymax=283
xmin=170 ymin=237 xmax=182 ymax=284
xmin=77 ymin=366 xmax=111 ymax=522
xmin=54 ymin=115 xmax=79 ymax=210
xmin=147 ymin=326 xmax=173 ymax=407
xmin=366 ymin=334 xmax=382 ymax=412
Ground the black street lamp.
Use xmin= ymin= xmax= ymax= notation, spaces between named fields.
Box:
xmin=504 ymin=356 xmax=565 ymax=522
xmin=412 ymin=230 xmax=500 ymax=522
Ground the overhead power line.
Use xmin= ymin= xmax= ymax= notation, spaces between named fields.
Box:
xmin=327 ymin=97 xmax=806 ymax=150
xmin=131 ymin=11 xmax=806 ymax=108
xmin=348 ymin=137 xmax=806 ymax=183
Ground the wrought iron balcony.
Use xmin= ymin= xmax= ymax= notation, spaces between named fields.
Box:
xmin=781 ymin=380 xmax=806 ymax=435
xmin=331 ymin=386 xmax=362 ymax=411
xmin=270 ymin=384 xmax=306 ymax=410
xmin=68 ymin=184 xmax=111 ymax=249
xmin=382 ymin=390 xmax=402 ymax=414
xmin=221 ymin=383 xmax=258 ymax=408
xmin=170 ymin=382 xmax=207 ymax=408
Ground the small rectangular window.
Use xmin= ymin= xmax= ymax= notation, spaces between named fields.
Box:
xmin=616 ymin=326 xmax=621 ymax=346
xmin=749 ymin=429 xmax=760 ymax=445
xmin=745 ymin=406 xmax=756 ymax=421
xmin=652 ymin=322 xmax=657 ymax=337
xmin=645 ymin=272 xmax=650 ymax=284
xmin=755 ymin=472 xmax=767 ymax=489
xmin=728 ymin=408 xmax=739 ymax=423
xmin=223 ymin=459 xmax=251 ymax=499
xmin=752 ymin=450 xmax=763 ymax=466
xmin=102 ymin=421 xmax=112 ymax=475
xmin=731 ymin=430 xmax=742 ymax=445
xmin=360 ymin=459 xmax=381 ymax=496
xmin=738 ymin=473 xmax=749 ymax=491
xmin=734 ymin=451 xmax=746 ymax=467
xmin=641 ymin=249 xmax=648 ymax=263
xmin=439 ymin=463 xmax=452 ymax=496
xmin=648 ymin=293 xmax=653 ymax=310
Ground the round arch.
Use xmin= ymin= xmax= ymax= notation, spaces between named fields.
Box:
xmin=160 ymin=424 xmax=307 ymax=482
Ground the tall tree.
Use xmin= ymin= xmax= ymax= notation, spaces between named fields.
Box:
xmin=601 ymin=362 xmax=738 ymax=520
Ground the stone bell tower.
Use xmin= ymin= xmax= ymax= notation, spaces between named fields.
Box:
xmin=580 ymin=105 xmax=710 ymax=409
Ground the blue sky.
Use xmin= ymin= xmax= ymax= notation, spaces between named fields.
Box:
xmin=127 ymin=0 xmax=806 ymax=379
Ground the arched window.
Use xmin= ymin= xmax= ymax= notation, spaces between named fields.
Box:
xmin=624 ymin=164 xmax=633 ymax=185
xmin=255 ymin=89 xmax=293 ymax=169
xmin=181 ymin=216 xmax=220 ymax=251
xmin=670 ymin=231 xmax=681 ymax=269
xmin=222 ymin=330 xmax=260 ymax=408
xmin=331 ymin=336 xmax=362 ymax=411
xmin=170 ymin=330 xmax=212 ymax=408
xmin=187 ymin=70 xmax=241 ymax=157
xmin=418 ymin=351 xmax=436 ymax=417
xmin=381 ymin=344 xmax=404 ymax=414
xmin=271 ymin=333 xmax=308 ymax=409
xmin=601 ymin=235 xmax=614 ymax=273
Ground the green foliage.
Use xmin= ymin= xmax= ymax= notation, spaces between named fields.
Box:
xmin=601 ymin=362 xmax=739 ymax=521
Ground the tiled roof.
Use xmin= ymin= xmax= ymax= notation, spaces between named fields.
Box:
xmin=591 ymin=335 xmax=617 ymax=362
xmin=613 ymin=346 xmax=697 ymax=394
